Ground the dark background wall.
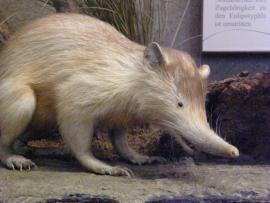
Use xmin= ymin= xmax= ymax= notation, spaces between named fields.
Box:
xmin=158 ymin=0 xmax=269 ymax=81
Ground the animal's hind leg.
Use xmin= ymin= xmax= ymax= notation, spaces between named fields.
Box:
xmin=0 ymin=84 xmax=36 ymax=170
xmin=110 ymin=128 xmax=166 ymax=165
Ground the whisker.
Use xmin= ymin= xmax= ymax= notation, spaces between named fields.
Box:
xmin=209 ymin=105 xmax=214 ymax=129
xmin=218 ymin=117 xmax=223 ymax=139
xmin=215 ymin=112 xmax=221 ymax=135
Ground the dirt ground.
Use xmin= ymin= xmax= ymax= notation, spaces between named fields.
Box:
xmin=1 ymin=126 xmax=267 ymax=203
xmin=0 ymin=157 xmax=269 ymax=203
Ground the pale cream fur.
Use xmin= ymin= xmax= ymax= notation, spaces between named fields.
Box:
xmin=0 ymin=14 xmax=239 ymax=176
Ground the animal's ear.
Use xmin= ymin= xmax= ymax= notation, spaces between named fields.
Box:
xmin=144 ymin=42 xmax=167 ymax=67
xmin=198 ymin=65 xmax=210 ymax=79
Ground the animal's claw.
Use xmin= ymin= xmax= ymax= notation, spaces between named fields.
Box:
xmin=5 ymin=155 xmax=36 ymax=171
xmin=98 ymin=166 xmax=134 ymax=178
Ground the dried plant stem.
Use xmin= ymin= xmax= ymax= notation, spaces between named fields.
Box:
xmin=76 ymin=0 xmax=154 ymax=45
xmin=170 ymin=0 xmax=190 ymax=48
xmin=179 ymin=34 xmax=202 ymax=47
xmin=0 ymin=13 xmax=16 ymax=27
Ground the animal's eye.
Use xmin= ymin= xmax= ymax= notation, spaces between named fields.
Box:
xmin=178 ymin=102 xmax=183 ymax=108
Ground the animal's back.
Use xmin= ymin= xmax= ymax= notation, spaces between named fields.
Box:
xmin=0 ymin=13 xmax=143 ymax=84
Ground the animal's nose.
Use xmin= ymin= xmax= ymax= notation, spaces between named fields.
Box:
xmin=228 ymin=146 xmax=239 ymax=158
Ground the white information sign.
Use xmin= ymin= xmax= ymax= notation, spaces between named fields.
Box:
xmin=203 ymin=0 xmax=270 ymax=52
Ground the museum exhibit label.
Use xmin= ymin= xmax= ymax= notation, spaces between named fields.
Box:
xmin=203 ymin=0 xmax=270 ymax=52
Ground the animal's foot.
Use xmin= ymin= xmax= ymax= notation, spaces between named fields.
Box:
xmin=5 ymin=155 xmax=36 ymax=171
xmin=130 ymin=155 xmax=167 ymax=165
xmin=97 ymin=166 xmax=134 ymax=178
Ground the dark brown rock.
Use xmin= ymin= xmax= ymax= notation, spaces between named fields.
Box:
xmin=206 ymin=72 xmax=270 ymax=162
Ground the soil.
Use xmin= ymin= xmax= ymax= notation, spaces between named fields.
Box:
xmin=0 ymin=158 xmax=269 ymax=203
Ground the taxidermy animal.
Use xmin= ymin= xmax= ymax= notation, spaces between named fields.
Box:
xmin=0 ymin=14 xmax=239 ymax=176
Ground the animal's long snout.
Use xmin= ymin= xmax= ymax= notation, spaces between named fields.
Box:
xmin=175 ymin=124 xmax=239 ymax=158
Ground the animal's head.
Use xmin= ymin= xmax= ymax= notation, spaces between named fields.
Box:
xmin=141 ymin=42 xmax=239 ymax=158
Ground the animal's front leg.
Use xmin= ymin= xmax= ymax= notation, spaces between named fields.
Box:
xmin=59 ymin=116 xmax=133 ymax=177
xmin=110 ymin=128 xmax=166 ymax=165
